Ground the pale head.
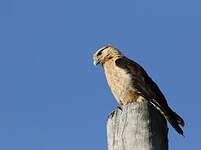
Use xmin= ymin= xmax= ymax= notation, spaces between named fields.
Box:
xmin=93 ymin=45 xmax=122 ymax=65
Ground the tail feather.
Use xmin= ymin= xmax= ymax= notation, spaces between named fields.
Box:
xmin=167 ymin=109 xmax=185 ymax=135
xmin=150 ymin=99 xmax=185 ymax=135
xmin=167 ymin=117 xmax=184 ymax=135
xmin=171 ymin=111 xmax=185 ymax=127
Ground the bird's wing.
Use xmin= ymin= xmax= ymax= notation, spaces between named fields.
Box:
xmin=115 ymin=56 xmax=166 ymax=102
xmin=115 ymin=56 xmax=184 ymax=135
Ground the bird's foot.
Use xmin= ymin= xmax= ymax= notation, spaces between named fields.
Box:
xmin=108 ymin=106 xmax=122 ymax=118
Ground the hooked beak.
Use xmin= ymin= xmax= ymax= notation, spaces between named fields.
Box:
xmin=93 ymin=57 xmax=100 ymax=65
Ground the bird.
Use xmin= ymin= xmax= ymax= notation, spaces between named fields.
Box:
xmin=93 ymin=45 xmax=185 ymax=135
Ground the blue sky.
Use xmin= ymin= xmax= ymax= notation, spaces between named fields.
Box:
xmin=0 ymin=0 xmax=201 ymax=149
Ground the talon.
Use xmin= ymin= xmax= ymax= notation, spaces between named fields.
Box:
xmin=117 ymin=106 xmax=122 ymax=111
xmin=108 ymin=106 xmax=122 ymax=118
xmin=108 ymin=110 xmax=116 ymax=118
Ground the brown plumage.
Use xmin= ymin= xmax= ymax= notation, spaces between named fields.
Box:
xmin=93 ymin=45 xmax=185 ymax=135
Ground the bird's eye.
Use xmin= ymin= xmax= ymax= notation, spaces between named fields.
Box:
xmin=97 ymin=51 xmax=102 ymax=56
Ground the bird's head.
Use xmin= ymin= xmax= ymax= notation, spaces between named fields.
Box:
xmin=93 ymin=45 xmax=122 ymax=65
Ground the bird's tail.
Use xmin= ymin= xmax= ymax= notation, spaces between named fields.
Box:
xmin=150 ymin=99 xmax=185 ymax=135
xmin=166 ymin=108 xmax=185 ymax=135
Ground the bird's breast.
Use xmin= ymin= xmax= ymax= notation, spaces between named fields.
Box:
xmin=103 ymin=60 xmax=139 ymax=105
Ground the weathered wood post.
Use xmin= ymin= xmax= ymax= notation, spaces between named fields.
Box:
xmin=107 ymin=101 xmax=168 ymax=150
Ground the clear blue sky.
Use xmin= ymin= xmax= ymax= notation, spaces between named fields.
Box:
xmin=0 ymin=0 xmax=200 ymax=149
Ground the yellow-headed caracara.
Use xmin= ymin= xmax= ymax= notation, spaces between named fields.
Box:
xmin=93 ymin=45 xmax=184 ymax=135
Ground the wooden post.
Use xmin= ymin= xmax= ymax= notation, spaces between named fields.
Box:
xmin=107 ymin=101 xmax=168 ymax=150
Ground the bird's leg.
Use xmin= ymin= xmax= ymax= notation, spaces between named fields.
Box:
xmin=108 ymin=106 xmax=122 ymax=118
